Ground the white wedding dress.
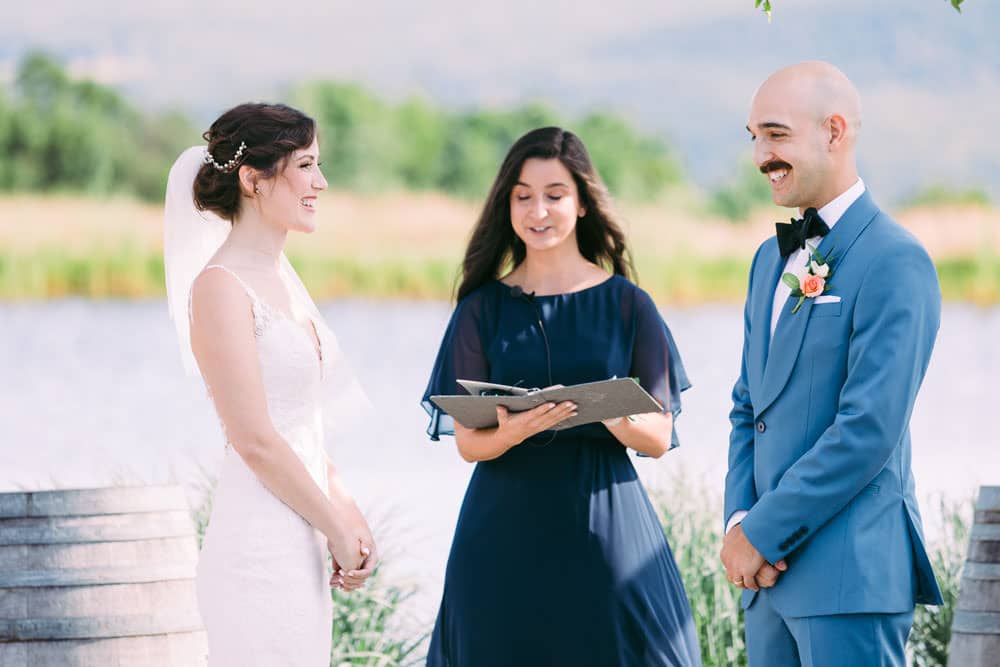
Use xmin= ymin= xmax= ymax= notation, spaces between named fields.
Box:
xmin=194 ymin=264 xmax=334 ymax=666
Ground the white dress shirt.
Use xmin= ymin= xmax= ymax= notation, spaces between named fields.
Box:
xmin=727 ymin=178 xmax=865 ymax=535
xmin=769 ymin=178 xmax=865 ymax=336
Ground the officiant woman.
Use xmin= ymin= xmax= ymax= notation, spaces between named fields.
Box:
xmin=420 ymin=126 xmax=702 ymax=666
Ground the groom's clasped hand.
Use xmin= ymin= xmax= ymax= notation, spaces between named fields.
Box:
xmin=721 ymin=524 xmax=787 ymax=591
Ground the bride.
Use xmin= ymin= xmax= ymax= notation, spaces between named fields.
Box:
xmin=164 ymin=102 xmax=377 ymax=665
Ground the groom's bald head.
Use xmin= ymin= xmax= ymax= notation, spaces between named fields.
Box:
xmin=747 ymin=61 xmax=862 ymax=210
xmin=757 ymin=61 xmax=863 ymax=143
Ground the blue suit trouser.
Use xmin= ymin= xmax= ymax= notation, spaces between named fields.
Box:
xmin=745 ymin=590 xmax=913 ymax=667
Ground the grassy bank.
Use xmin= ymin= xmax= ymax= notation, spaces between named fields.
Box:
xmin=1 ymin=194 xmax=998 ymax=303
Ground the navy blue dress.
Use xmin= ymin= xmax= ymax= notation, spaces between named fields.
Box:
xmin=421 ymin=276 xmax=701 ymax=667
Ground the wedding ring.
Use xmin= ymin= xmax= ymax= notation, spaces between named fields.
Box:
xmin=732 ymin=577 xmax=744 ymax=584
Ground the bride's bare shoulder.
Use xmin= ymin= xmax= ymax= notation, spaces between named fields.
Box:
xmin=190 ymin=266 xmax=255 ymax=321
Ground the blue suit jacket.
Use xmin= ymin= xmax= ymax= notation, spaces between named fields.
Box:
xmin=724 ymin=191 xmax=944 ymax=617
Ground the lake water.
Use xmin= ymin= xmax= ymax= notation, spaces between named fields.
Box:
xmin=1 ymin=300 xmax=997 ymax=624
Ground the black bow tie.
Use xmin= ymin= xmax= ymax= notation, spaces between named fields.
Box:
xmin=776 ymin=208 xmax=830 ymax=258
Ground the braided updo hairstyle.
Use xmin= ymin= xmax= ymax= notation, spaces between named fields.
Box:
xmin=193 ymin=103 xmax=317 ymax=222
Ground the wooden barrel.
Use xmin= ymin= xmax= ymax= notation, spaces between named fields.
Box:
xmin=949 ymin=485 xmax=1000 ymax=666
xmin=0 ymin=485 xmax=207 ymax=666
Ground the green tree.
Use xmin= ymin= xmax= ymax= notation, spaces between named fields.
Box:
xmin=577 ymin=112 xmax=683 ymax=201
xmin=0 ymin=51 xmax=194 ymax=200
xmin=294 ymin=81 xmax=405 ymax=192
xmin=709 ymin=159 xmax=773 ymax=222
xmin=16 ymin=51 xmax=72 ymax=108
xmin=0 ymin=90 xmax=16 ymax=188
xmin=1 ymin=51 xmax=687 ymax=203
xmin=437 ymin=104 xmax=562 ymax=197
xmin=394 ymin=97 xmax=449 ymax=189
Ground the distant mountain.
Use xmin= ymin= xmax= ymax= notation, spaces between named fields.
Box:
xmin=576 ymin=0 xmax=1000 ymax=200
xmin=3 ymin=0 xmax=997 ymax=203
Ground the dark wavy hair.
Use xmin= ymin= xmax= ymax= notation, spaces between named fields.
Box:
xmin=193 ymin=103 xmax=316 ymax=222
xmin=456 ymin=126 xmax=634 ymax=301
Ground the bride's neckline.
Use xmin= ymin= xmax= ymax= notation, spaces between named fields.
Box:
xmin=203 ymin=264 xmax=325 ymax=372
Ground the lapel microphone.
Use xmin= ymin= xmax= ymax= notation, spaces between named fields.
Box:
xmin=509 ymin=285 xmax=554 ymax=397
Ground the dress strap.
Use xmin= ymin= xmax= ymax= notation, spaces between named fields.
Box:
xmin=189 ymin=264 xmax=263 ymax=325
xmin=201 ymin=264 xmax=262 ymax=304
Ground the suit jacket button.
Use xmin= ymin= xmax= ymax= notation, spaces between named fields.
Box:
xmin=756 ymin=421 xmax=766 ymax=433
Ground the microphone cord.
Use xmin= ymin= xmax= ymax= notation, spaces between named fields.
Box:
xmin=511 ymin=285 xmax=556 ymax=446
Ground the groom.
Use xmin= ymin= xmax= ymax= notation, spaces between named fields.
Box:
xmin=720 ymin=61 xmax=943 ymax=666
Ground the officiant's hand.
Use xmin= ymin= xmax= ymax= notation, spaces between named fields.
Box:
xmin=721 ymin=524 xmax=768 ymax=591
xmin=495 ymin=402 xmax=577 ymax=446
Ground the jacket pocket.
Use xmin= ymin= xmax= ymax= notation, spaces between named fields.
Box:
xmin=810 ymin=301 xmax=842 ymax=318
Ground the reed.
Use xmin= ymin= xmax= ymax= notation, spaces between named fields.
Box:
xmin=907 ymin=495 xmax=974 ymax=667
xmin=4 ymin=245 xmax=997 ymax=305
xmin=1 ymin=195 xmax=997 ymax=303
xmin=653 ymin=477 xmax=746 ymax=667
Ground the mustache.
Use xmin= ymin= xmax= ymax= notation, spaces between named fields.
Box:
xmin=760 ymin=161 xmax=792 ymax=174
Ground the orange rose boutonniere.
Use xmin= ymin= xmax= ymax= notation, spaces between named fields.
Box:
xmin=782 ymin=245 xmax=837 ymax=314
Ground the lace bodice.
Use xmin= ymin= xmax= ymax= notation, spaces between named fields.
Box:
xmin=194 ymin=264 xmax=334 ymax=488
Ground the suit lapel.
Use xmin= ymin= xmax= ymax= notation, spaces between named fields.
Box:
xmin=755 ymin=191 xmax=881 ymax=415
xmin=748 ymin=244 xmax=784 ymax=401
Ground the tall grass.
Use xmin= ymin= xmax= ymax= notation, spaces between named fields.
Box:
xmin=4 ymin=243 xmax=999 ymax=305
xmin=1 ymin=195 xmax=998 ymax=303
xmin=329 ymin=576 xmax=427 ymax=666
xmin=654 ymin=477 xmax=974 ymax=667
xmin=907 ymin=496 xmax=974 ymax=667
xmin=189 ymin=473 xmax=973 ymax=666
xmin=654 ymin=478 xmax=746 ymax=667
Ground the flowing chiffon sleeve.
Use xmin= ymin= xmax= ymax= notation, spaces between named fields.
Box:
xmin=630 ymin=288 xmax=691 ymax=450
xmin=421 ymin=291 xmax=491 ymax=441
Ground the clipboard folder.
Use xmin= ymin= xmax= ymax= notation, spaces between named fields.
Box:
xmin=429 ymin=378 xmax=663 ymax=431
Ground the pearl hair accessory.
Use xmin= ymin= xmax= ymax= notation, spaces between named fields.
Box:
xmin=204 ymin=141 xmax=248 ymax=173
